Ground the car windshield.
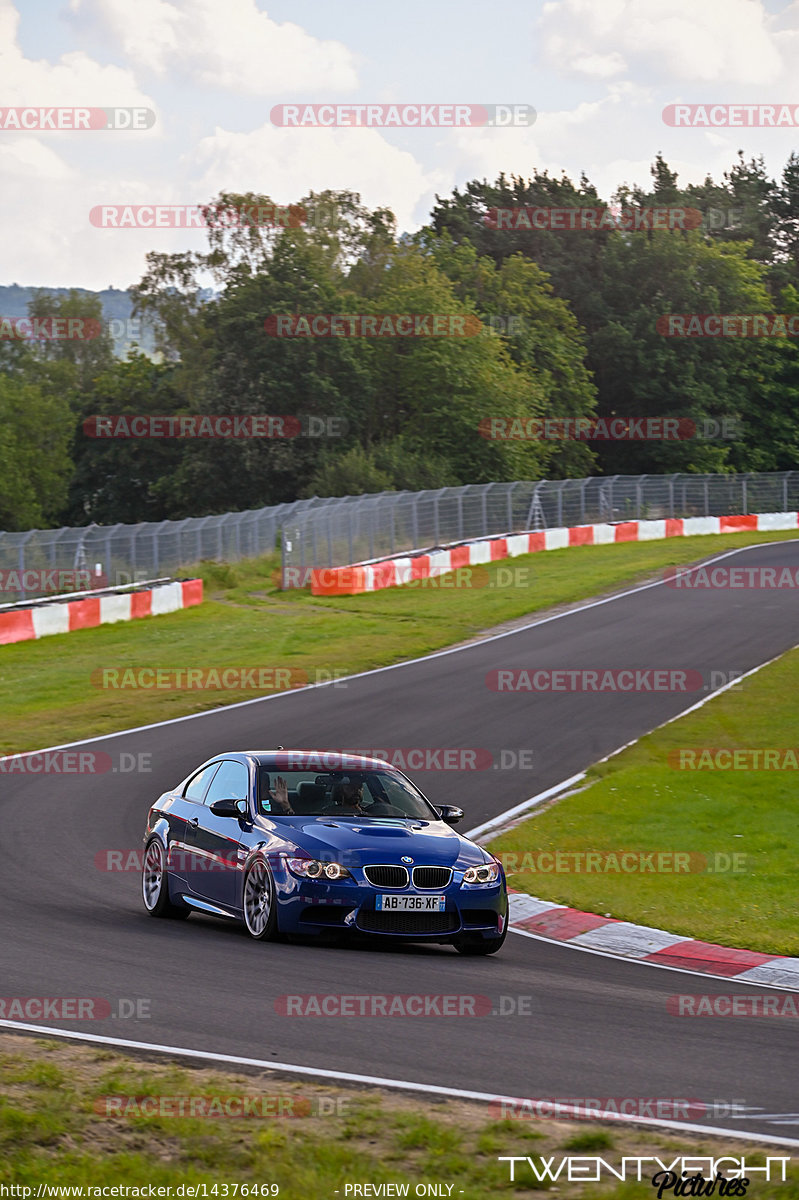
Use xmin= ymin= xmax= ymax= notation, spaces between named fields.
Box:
xmin=257 ymin=767 xmax=437 ymax=821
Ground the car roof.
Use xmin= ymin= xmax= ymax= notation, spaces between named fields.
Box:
xmin=246 ymin=751 xmax=402 ymax=772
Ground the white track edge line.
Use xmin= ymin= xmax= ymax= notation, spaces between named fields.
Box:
xmin=12 ymin=539 xmax=788 ymax=757
xmin=464 ymin=772 xmax=586 ymax=839
xmin=465 ymin=643 xmax=792 ymax=842
xmin=2 ymin=1021 xmax=798 ymax=1148
xmin=467 ymin=644 xmax=799 ymax=979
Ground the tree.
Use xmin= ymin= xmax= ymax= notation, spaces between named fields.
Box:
xmin=63 ymin=355 xmax=185 ymax=525
xmin=0 ymin=375 xmax=73 ymax=529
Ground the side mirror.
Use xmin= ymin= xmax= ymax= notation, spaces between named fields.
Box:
xmin=210 ymin=798 xmax=248 ymax=818
xmin=436 ymin=805 xmax=464 ymax=825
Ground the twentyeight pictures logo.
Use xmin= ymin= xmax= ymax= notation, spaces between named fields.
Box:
xmin=270 ymin=104 xmax=535 ymax=127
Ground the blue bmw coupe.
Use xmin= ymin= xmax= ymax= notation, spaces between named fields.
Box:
xmin=141 ymin=751 xmax=507 ymax=954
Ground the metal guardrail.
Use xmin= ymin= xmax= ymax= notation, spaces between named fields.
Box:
xmin=279 ymin=472 xmax=799 ymax=584
xmin=0 ymin=497 xmax=331 ymax=602
xmin=3 ymin=471 xmax=798 ymax=600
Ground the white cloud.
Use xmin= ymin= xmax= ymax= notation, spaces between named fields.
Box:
xmin=538 ymin=0 xmax=782 ymax=84
xmin=187 ymin=124 xmax=448 ymax=233
xmin=70 ymin=0 xmax=359 ymax=94
xmin=0 ymin=0 xmax=155 ymax=106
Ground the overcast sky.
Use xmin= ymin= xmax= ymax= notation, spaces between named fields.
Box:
xmin=3 ymin=0 xmax=799 ymax=290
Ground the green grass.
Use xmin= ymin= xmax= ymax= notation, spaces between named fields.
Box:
xmin=2 ymin=1035 xmax=798 ymax=1198
xmin=2 ymin=528 xmax=798 ymax=755
xmin=488 ymin=646 xmax=799 ymax=955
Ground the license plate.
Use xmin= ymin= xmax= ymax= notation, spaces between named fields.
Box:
xmin=376 ymin=894 xmax=446 ymax=912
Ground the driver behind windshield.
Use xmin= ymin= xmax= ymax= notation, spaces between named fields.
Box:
xmin=322 ymin=775 xmax=402 ymax=817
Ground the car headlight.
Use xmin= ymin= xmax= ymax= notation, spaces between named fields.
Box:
xmin=286 ymin=858 xmax=352 ymax=881
xmin=461 ymin=861 xmax=501 ymax=885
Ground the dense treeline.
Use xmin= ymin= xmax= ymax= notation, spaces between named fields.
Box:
xmin=3 ymin=151 xmax=799 ymax=531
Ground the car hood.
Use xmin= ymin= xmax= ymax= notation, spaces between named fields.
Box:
xmin=256 ymin=816 xmax=488 ymax=867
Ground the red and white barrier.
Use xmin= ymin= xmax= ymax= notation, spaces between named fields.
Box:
xmin=507 ymin=892 xmax=799 ymax=985
xmin=309 ymin=512 xmax=799 ymax=596
xmin=0 ymin=579 xmax=203 ymax=646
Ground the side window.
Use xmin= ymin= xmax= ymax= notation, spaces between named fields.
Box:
xmin=184 ymin=762 xmax=221 ymax=804
xmin=205 ymin=760 xmax=250 ymax=807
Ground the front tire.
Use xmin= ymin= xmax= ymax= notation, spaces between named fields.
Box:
xmin=453 ymin=920 xmax=507 ymax=956
xmin=142 ymin=837 xmax=190 ymax=919
xmin=242 ymin=858 xmax=278 ymax=941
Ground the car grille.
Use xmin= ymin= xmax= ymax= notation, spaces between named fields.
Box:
xmin=412 ymin=866 xmax=452 ymax=889
xmin=357 ymin=910 xmax=459 ymax=935
xmin=363 ymin=865 xmax=409 ymax=888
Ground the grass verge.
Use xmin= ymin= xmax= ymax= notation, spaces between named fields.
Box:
xmin=488 ymin=646 xmax=799 ymax=955
xmin=0 ymin=1034 xmax=796 ymax=1197
xmin=2 ymin=529 xmax=798 ymax=755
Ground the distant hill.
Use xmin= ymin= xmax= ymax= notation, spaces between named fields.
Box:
xmin=0 ymin=285 xmax=168 ymax=359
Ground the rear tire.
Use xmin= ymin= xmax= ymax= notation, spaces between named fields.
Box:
xmin=142 ymin=837 xmax=190 ymax=919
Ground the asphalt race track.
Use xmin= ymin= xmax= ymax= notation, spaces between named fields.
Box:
xmin=3 ymin=539 xmax=799 ymax=1141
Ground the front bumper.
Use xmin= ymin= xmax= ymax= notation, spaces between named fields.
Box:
xmin=273 ymin=869 xmax=507 ymax=940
